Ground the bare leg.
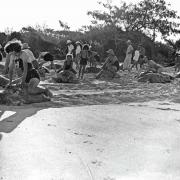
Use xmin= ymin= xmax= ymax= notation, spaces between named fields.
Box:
xmin=78 ymin=65 xmax=82 ymax=78
xmin=81 ymin=65 xmax=86 ymax=79
xmin=28 ymin=78 xmax=53 ymax=97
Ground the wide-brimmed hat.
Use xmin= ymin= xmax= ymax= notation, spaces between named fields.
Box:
xmin=75 ymin=41 xmax=81 ymax=44
xmin=106 ymin=49 xmax=115 ymax=55
xmin=67 ymin=40 xmax=72 ymax=44
xmin=66 ymin=53 xmax=73 ymax=59
xmin=127 ymin=40 xmax=132 ymax=44
xmin=22 ymin=43 xmax=30 ymax=49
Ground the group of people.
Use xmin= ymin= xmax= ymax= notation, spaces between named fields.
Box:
xmin=0 ymin=37 xmax=174 ymax=98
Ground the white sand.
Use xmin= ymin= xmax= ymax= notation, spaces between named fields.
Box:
xmin=1 ymin=102 xmax=180 ymax=180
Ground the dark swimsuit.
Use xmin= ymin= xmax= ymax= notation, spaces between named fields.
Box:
xmin=15 ymin=58 xmax=40 ymax=83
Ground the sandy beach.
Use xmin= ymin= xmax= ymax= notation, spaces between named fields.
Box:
xmin=1 ymin=102 xmax=180 ymax=180
xmin=0 ymin=64 xmax=180 ymax=179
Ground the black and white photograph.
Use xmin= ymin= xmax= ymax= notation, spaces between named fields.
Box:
xmin=0 ymin=0 xmax=180 ymax=179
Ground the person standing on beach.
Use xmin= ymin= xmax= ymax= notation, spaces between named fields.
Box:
xmin=66 ymin=40 xmax=75 ymax=56
xmin=74 ymin=41 xmax=82 ymax=70
xmin=131 ymin=46 xmax=140 ymax=71
xmin=78 ymin=44 xmax=90 ymax=79
xmin=123 ymin=40 xmax=134 ymax=72
xmin=138 ymin=44 xmax=146 ymax=69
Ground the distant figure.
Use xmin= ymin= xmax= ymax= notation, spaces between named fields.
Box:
xmin=66 ymin=40 xmax=75 ymax=56
xmin=21 ymin=43 xmax=39 ymax=69
xmin=175 ymin=47 xmax=180 ymax=72
xmin=63 ymin=54 xmax=76 ymax=74
xmin=138 ymin=44 xmax=146 ymax=68
xmin=131 ymin=46 xmax=140 ymax=71
xmin=74 ymin=41 xmax=82 ymax=70
xmin=96 ymin=49 xmax=119 ymax=79
xmin=144 ymin=57 xmax=164 ymax=74
xmin=78 ymin=44 xmax=90 ymax=79
xmin=38 ymin=52 xmax=55 ymax=71
xmin=123 ymin=40 xmax=134 ymax=71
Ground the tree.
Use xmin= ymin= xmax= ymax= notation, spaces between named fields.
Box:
xmin=88 ymin=0 xmax=180 ymax=41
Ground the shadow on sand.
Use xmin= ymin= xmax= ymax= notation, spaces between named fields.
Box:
xmin=0 ymin=101 xmax=61 ymax=133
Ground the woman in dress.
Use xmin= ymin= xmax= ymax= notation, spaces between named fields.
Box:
xmin=123 ymin=40 xmax=134 ymax=72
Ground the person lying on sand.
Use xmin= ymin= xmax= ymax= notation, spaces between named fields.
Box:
xmin=145 ymin=57 xmax=164 ymax=73
xmin=5 ymin=40 xmax=53 ymax=97
xmin=96 ymin=49 xmax=119 ymax=79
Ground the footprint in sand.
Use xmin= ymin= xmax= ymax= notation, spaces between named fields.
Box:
xmin=91 ymin=160 xmax=102 ymax=166
xmin=83 ymin=140 xmax=93 ymax=145
xmin=96 ymin=148 xmax=104 ymax=153
xmin=47 ymin=124 xmax=56 ymax=127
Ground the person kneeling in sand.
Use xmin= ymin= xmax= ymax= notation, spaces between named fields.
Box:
xmin=6 ymin=41 xmax=53 ymax=97
xmin=96 ymin=49 xmax=119 ymax=79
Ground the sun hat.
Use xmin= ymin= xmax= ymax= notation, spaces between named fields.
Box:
xmin=67 ymin=40 xmax=72 ymax=44
xmin=106 ymin=49 xmax=115 ymax=55
xmin=66 ymin=53 xmax=73 ymax=59
xmin=22 ymin=43 xmax=30 ymax=49
xmin=75 ymin=41 xmax=81 ymax=44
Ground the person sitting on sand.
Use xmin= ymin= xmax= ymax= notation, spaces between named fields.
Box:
xmin=6 ymin=40 xmax=52 ymax=97
xmin=53 ymin=54 xmax=77 ymax=83
xmin=96 ymin=49 xmax=119 ymax=79
xmin=78 ymin=44 xmax=90 ymax=79
xmin=63 ymin=54 xmax=76 ymax=74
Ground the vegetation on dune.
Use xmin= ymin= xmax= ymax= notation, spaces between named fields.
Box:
xmin=0 ymin=0 xmax=179 ymax=65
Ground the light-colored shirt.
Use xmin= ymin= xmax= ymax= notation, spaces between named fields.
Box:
xmin=133 ymin=50 xmax=140 ymax=61
xmin=76 ymin=45 xmax=81 ymax=55
xmin=126 ymin=45 xmax=134 ymax=56
xmin=68 ymin=44 xmax=74 ymax=54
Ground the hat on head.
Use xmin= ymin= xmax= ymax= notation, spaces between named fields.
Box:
xmin=67 ymin=40 xmax=72 ymax=44
xmin=22 ymin=43 xmax=30 ymax=49
xmin=66 ymin=53 xmax=73 ymax=59
xmin=127 ymin=40 xmax=132 ymax=44
xmin=75 ymin=41 xmax=81 ymax=44
xmin=106 ymin=49 xmax=115 ymax=55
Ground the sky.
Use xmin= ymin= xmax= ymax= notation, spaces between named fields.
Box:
xmin=0 ymin=0 xmax=180 ymax=32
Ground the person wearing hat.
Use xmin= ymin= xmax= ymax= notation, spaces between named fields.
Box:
xmin=66 ymin=40 xmax=75 ymax=55
xmin=78 ymin=44 xmax=90 ymax=79
xmin=123 ymin=40 xmax=134 ymax=72
xmin=96 ymin=49 xmax=119 ymax=79
xmin=74 ymin=41 xmax=82 ymax=70
xmin=21 ymin=43 xmax=39 ymax=69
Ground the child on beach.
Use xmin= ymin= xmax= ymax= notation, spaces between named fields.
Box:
xmin=78 ymin=44 xmax=90 ymax=79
